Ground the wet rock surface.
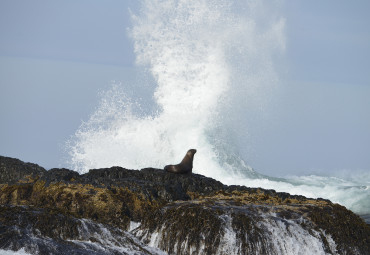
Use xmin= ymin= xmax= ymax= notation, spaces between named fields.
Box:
xmin=0 ymin=155 xmax=369 ymax=255
xmin=135 ymin=193 xmax=369 ymax=255
xmin=0 ymin=205 xmax=164 ymax=255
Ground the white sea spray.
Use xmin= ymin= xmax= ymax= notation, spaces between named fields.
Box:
xmin=68 ymin=0 xmax=283 ymax=179
xmin=67 ymin=0 xmax=369 ymax=218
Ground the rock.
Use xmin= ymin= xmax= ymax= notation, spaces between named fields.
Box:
xmin=0 ymin=155 xmax=369 ymax=255
xmin=135 ymin=193 xmax=370 ymax=255
xmin=0 ymin=205 xmax=165 ymax=255
xmin=43 ymin=168 xmax=80 ymax=185
xmin=0 ymin=156 xmax=46 ymax=184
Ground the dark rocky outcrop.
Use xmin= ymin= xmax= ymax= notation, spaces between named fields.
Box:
xmin=0 ymin=156 xmax=46 ymax=184
xmin=0 ymin=155 xmax=369 ymax=255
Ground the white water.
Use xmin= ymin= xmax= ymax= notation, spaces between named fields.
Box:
xmin=67 ymin=0 xmax=369 ymax=217
xmin=257 ymin=215 xmax=338 ymax=255
xmin=69 ymin=219 xmax=166 ymax=255
xmin=0 ymin=249 xmax=32 ymax=255
xmin=135 ymin=212 xmax=340 ymax=255
xmin=0 ymin=217 xmax=165 ymax=255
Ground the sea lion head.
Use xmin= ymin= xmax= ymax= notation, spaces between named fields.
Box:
xmin=187 ymin=149 xmax=197 ymax=156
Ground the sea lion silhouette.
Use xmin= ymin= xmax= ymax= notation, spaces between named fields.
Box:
xmin=164 ymin=149 xmax=197 ymax=174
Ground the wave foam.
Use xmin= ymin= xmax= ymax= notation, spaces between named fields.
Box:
xmin=67 ymin=0 xmax=369 ymax=216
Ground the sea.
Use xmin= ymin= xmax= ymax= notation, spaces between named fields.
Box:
xmin=66 ymin=0 xmax=370 ymax=224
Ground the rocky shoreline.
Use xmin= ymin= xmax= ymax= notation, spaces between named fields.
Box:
xmin=0 ymin=155 xmax=369 ymax=254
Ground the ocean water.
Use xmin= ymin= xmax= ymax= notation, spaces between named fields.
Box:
xmin=67 ymin=0 xmax=369 ymax=221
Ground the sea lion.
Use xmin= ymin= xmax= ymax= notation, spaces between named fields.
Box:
xmin=164 ymin=149 xmax=197 ymax=174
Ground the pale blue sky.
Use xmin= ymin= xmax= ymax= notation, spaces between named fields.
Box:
xmin=0 ymin=0 xmax=369 ymax=176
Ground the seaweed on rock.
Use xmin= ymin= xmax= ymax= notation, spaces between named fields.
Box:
xmin=0 ymin=155 xmax=369 ymax=255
